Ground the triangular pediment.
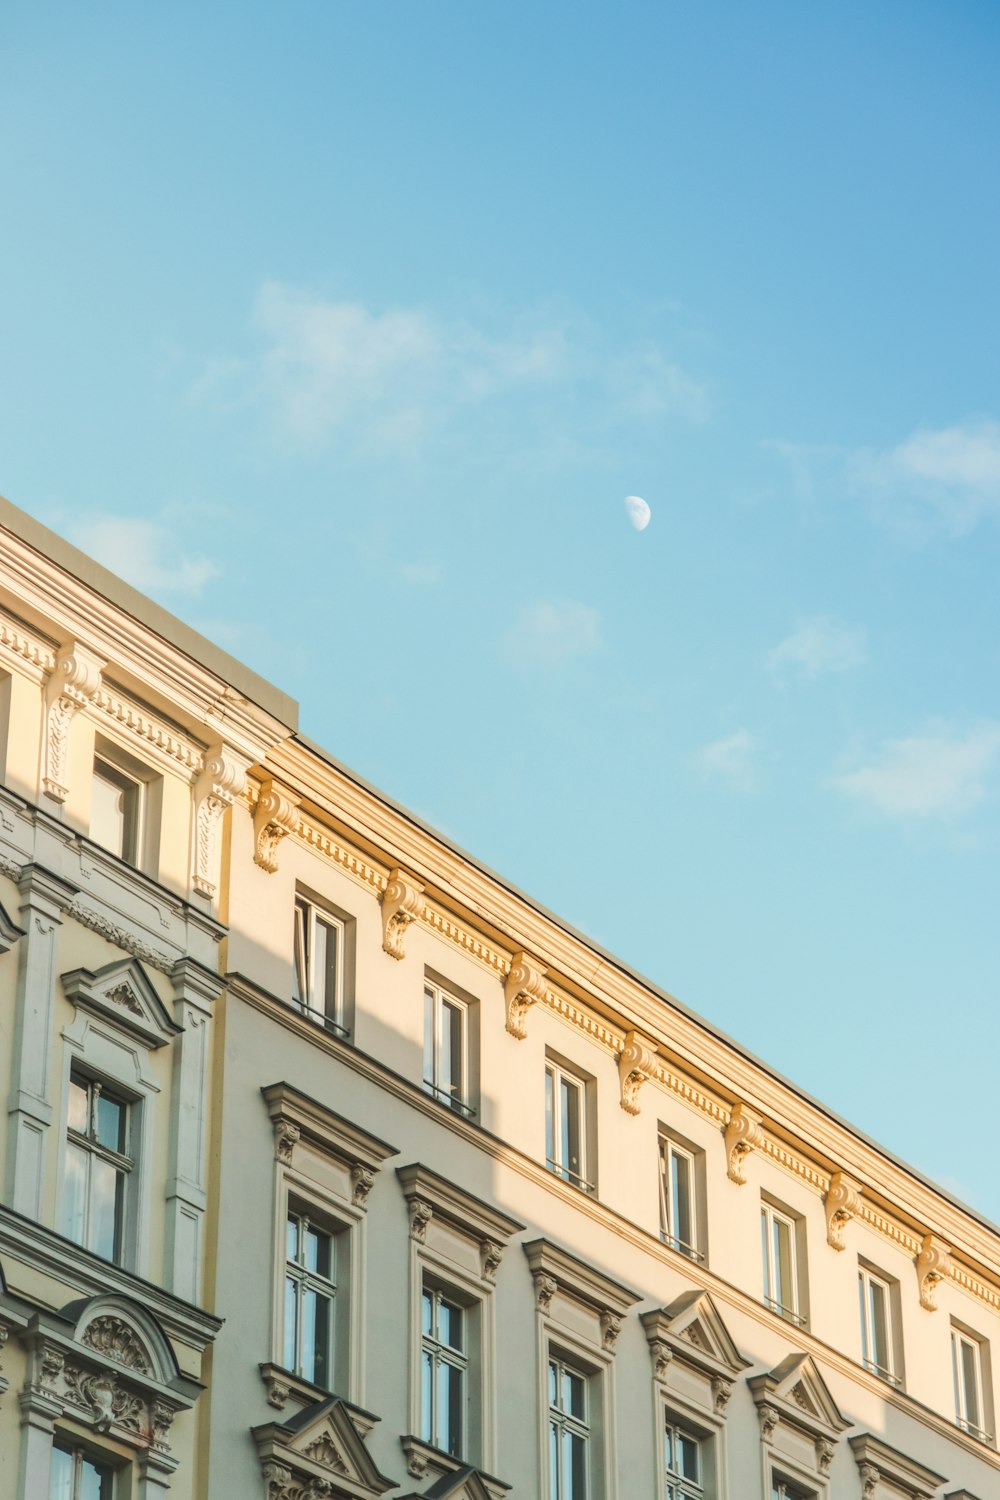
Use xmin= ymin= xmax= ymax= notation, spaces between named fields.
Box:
xmin=253 ymin=1396 xmax=396 ymax=1498
xmin=61 ymin=959 xmax=180 ymax=1050
xmin=0 ymin=899 xmax=25 ymax=955
xmin=422 ymin=1470 xmax=496 ymax=1500
xmin=651 ymin=1289 xmax=751 ymax=1375
xmin=749 ymin=1352 xmax=850 ymax=1438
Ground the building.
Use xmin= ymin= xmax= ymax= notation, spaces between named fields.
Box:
xmin=0 ymin=492 xmax=995 ymax=1500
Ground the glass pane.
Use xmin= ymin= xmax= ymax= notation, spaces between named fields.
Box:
xmin=90 ymin=1156 xmax=122 ymax=1260
xmin=318 ymin=916 xmax=339 ymax=1019
xmin=63 ymin=1142 xmax=88 ymax=1246
xmin=96 ymin=1091 xmax=125 ymax=1152
xmin=564 ymin=1367 xmax=586 ymax=1421
xmin=292 ymin=901 xmax=308 ymax=1005
xmin=79 ymin=1455 xmax=112 ymax=1500
xmin=284 ymin=1277 xmax=298 ymax=1370
xmin=421 ymin=1349 xmax=433 ymax=1441
xmin=561 ymin=1077 xmax=581 ymax=1178
xmin=441 ymin=1358 xmax=463 ymax=1455
xmin=545 ymin=1069 xmax=555 ymax=1167
xmin=548 ymin=1358 xmax=558 ymax=1405
xmin=678 ymin=1432 xmax=699 ymax=1479
xmin=424 ymin=988 xmax=436 ymax=1085
xmin=92 ymin=766 xmax=126 ymax=856
xmin=68 ymin=1077 xmax=89 ymax=1133
xmin=870 ymin=1279 xmax=889 ymax=1370
xmin=49 ymin=1446 xmax=73 ymax=1500
xmin=773 ymin=1216 xmax=793 ymax=1309
xmin=286 ymin=1214 xmax=299 ymax=1264
xmin=439 ymin=1298 xmax=463 ymax=1352
xmin=442 ymin=999 xmax=463 ymax=1100
xmin=549 ymin=1419 xmax=559 ymax=1498
xmin=566 ymin=1429 xmax=587 ymax=1500
xmin=665 ymin=1425 xmax=673 ymax=1468
xmin=961 ymin=1338 xmax=981 ymax=1427
xmin=671 ymin=1150 xmax=693 ymax=1248
xmin=761 ymin=1208 xmax=770 ymax=1299
xmin=302 ymin=1286 xmax=332 ymax=1385
xmin=422 ymin=1289 xmax=433 ymax=1337
xmin=858 ymin=1272 xmax=868 ymax=1361
xmin=305 ymin=1223 xmax=332 ymax=1280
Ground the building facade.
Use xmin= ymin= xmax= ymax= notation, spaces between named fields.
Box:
xmin=0 ymin=493 xmax=996 ymax=1500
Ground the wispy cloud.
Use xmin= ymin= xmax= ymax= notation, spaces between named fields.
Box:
xmin=767 ymin=615 xmax=867 ymax=681
xmin=830 ymin=724 xmax=1000 ymax=820
xmin=694 ymin=729 xmax=756 ymax=792
xmin=504 ymin=599 xmax=601 ymax=667
xmin=194 ymin=283 xmax=708 ymax=450
xmin=69 ymin=514 xmax=219 ymax=597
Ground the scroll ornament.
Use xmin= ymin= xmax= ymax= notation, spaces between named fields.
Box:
xmin=504 ymin=951 xmax=547 ymax=1039
xmin=618 ymin=1030 xmax=658 ymax=1114
xmin=916 ymin=1233 xmax=952 ymax=1311
xmin=253 ymin=780 xmax=300 ymax=873
xmin=43 ymin=642 xmax=104 ymax=801
xmin=824 ymin=1171 xmax=862 ymax=1251
xmin=192 ymin=744 xmax=248 ymax=896
xmin=724 ymin=1103 xmax=764 ymax=1184
xmin=380 ymin=869 xmax=424 ymax=960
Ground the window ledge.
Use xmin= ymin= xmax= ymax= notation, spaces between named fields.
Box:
xmin=399 ymin=1436 xmax=510 ymax=1499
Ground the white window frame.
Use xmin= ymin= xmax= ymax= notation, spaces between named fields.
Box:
xmin=760 ymin=1201 xmax=804 ymax=1327
xmin=284 ymin=1204 xmax=340 ymax=1390
xmin=91 ymin=753 xmax=145 ymax=867
xmin=423 ymin=981 xmax=472 ymax=1117
xmin=659 ymin=1136 xmax=702 ymax=1262
xmin=420 ymin=1278 xmax=470 ymax=1460
xmin=62 ymin=1069 xmax=134 ymax=1265
xmin=952 ymin=1324 xmax=990 ymax=1442
xmin=665 ymin=1412 xmax=705 ymax=1500
xmin=50 ymin=1440 xmax=117 ymax=1499
xmin=858 ymin=1265 xmax=899 ymax=1387
xmin=771 ymin=1477 xmax=813 ymax=1500
xmin=548 ymin=1348 xmax=592 ymax=1500
xmin=545 ymin=1059 xmax=592 ymax=1192
xmin=292 ymin=894 xmax=348 ymax=1036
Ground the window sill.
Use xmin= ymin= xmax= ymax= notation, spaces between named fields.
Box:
xmin=763 ymin=1297 xmax=807 ymax=1329
xmin=862 ymin=1360 xmax=903 ymax=1390
xmin=400 ymin=1436 xmax=510 ymax=1499
xmin=660 ymin=1232 xmax=705 ymax=1264
xmin=955 ymin=1417 xmax=995 ymax=1448
xmin=421 ymin=1081 xmax=477 ymax=1120
xmin=544 ymin=1160 xmax=595 ymax=1194
xmin=289 ymin=1001 xmax=351 ymax=1041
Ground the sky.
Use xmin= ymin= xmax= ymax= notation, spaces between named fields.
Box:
xmin=2 ymin=3 xmax=998 ymax=1219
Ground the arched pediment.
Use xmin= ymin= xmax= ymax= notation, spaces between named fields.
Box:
xmin=61 ymin=1293 xmax=180 ymax=1386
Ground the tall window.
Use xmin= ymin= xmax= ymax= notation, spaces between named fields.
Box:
xmin=91 ymin=756 xmax=142 ymax=866
xmin=771 ymin=1480 xmax=810 ymax=1500
xmin=659 ymin=1139 xmax=698 ymax=1259
xmin=548 ymin=1354 xmax=589 ymax=1500
xmin=423 ymin=983 xmax=470 ymax=1115
xmin=50 ymin=1445 xmax=114 ymax=1500
xmin=761 ymin=1202 xmax=801 ymax=1325
xmin=421 ymin=1284 xmax=467 ymax=1457
xmin=284 ymin=1209 xmax=337 ymax=1389
xmin=952 ymin=1325 xmax=988 ymax=1440
xmin=545 ymin=1062 xmax=588 ymax=1190
xmin=858 ymin=1266 xmax=896 ymax=1384
xmin=665 ymin=1417 xmax=703 ymax=1500
xmin=63 ymin=1073 xmax=132 ymax=1263
xmin=292 ymin=896 xmax=346 ymax=1034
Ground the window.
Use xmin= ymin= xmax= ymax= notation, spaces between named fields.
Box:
xmin=760 ymin=1201 xmax=803 ymax=1325
xmin=952 ymin=1325 xmax=990 ymax=1441
xmin=284 ymin=1208 xmax=337 ymax=1389
xmin=293 ymin=896 xmax=347 ymax=1034
xmin=546 ymin=1062 xmax=590 ymax=1191
xmin=659 ymin=1137 xmax=700 ymax=1260
xmin=421 ymin=1283 xmax=468 ymax=1458
xmin=62 ymin=1073 xmax=132 ymax=1263
xmin=549 ymin=1353 xmax=590 ymax=1500
xmin=665 ymin=1417 xmax=703 ymax=1500
xmin=858 ymin=1266 xmax=898 ymax=1385
xmin=423 ymin=982 xmax=471 ymax=1116
xmin=91 ymin=755 xmax=143 ymax=865
xmin=50 ymin=1443 xmax=114 ymax=1499
xmin=771 ymin=1480 xmax=811 ymax=1500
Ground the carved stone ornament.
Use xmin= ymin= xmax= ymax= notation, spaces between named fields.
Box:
xmin=858 ymin=1462 xmax=879 ymax=1500
xmin=42 ymin=642 xmax=104 ymax=801
xmin=262 ymin=1460 xmax=336 ymax=1500
xmin=711 ymin=1375 xmax=733 ymax=1414
xmin=266 ymin=1375 xmax=291 ymax=1410
xmin=816 ymin=1437 xmax=836 ymax=1476
xmin=599 ymin=1310 xmax=623 ymax=1353
xmin=350 ymin=1163 xmax=376 ymax=1210
xmin=915 ymin=1232 xmax=952 ymax=1311
xmin=192 ymin=744 xmax=248 ymax=896
xmin=758 ymin=1402 xmax=779 ymax=1443
xmin=480 ymin=1237 xmax=504 ymax=1284
xmin=534 ymin=1272 xmax=558 ymax=1315
xmin=649 ymin=1339 xmax=673 ymax=1383
xmin=303 ymin=1435 xmax=348 ymax=1473
xmin=406 ymin=1449 xmax=429 ymax=1480
xmin=825 ymin=1170 xmax=862 ymax=1251
xmin=40 ymin=1342 xmax=65 ymax=1385
xmin=106 ymin=982 xmax=144 ymax=1016
xmin=504 ymin=951 xmax=548 ymax=1039
xmin=724 ymin=1102 xmax=764 ymax=1185
xmin=274 ymin=1118 xmax=301 ymax=1166
xmin=81 ymin=1317 xmax=153 ymax=1374
xmin=253 ymin=780 xmax=301 ymax=874
xmin=151 ymin=1400 xmax=175 ymax=1451
xmin=408 ymin=1197 xmax=434 ymax=1243
xmin=617 ymin=1030 xmax=658 ymax=1115
xmin=380 ymin=869 xmax=424 ymax=960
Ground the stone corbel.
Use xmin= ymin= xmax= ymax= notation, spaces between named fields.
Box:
xmin=253 ymin=780 xmax=300 ymax=873
xmin=915 ymin=1233 xmax=952 ymax=1311
xmin=647 ymin=1337 xmax=672 ymax=1383
xmin=349 ymin=1164 xmax=375 ymax=1210
xmin=599 ymin=1310 xmax=622 ymax=1353
xmin=711 ymin=1375 xmax=733 ymax=1415
xmin=758 ymin=1402 xmax=779 ymax=1444
xmin=479 ymin=1238 xmax=504 ymax=1284
xmin=504 ymin=951 xmax=547 ymax=1039
xmin=724 ymin=1102 xmax=764 ymax=1184
xmin=380 ymin=869 xmax=424 ymax=960
xmin=858 ymin=1464 xmax=878 ymax=1500
xmin=191 ymin=744 xmax=250 ymax=896
xmin=273 ymin=1118 xmax=300 ymax=1166
xmin=816 ymin=1438 xmax=835 ymax=1476
xmin=407 ymin=1197 xmax=433 ymax=1243
xmin=618 ymin=1030 xmax=658 ymax=1115
xmin=533 ymin=1272 xmax=558 ymax=1315
xmin=42 ymin=642 xmax=104 ymax=801
xmin=825 ymin=1171 xmax=862 ymax=1251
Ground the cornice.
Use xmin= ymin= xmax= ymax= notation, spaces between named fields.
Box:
xmin=395 ymin=1162 xmax=526 ymax=1246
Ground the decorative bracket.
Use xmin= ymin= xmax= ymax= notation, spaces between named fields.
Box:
xmin=273 ymin=1118 xmax=300 ymax=1166
xmin=724 ymin=1102 xmax=763 ymax=1184
xmin=533 ymin=1272 xmax=557 ymax=1315
xmin=42 ymin=642 xmax=104 ymax=801
xmin=618 ymin=1030 xmax=658 ymax=1114
xmin=407 ymin=1197 xmax=433 ymax=1243
xmin=647 ymin=1338 xmax=672 ymax=1383
xmin=252 ymin=780 xmax=300 ymax=874
xmin=380 ymin=869 xmax=424 ymax=960
xmin=915 ymin=1233 xmax=952 ymax=1311
xmin=825 ymin=1171 xmax=862 ymax=1251
xmin=479 ymin=1238 xmax=505 ymax=1284
xmin=191 ymin=744 xmax=249 ymax=897
xmin=504 ymin=951 xmax=547 ymax=1039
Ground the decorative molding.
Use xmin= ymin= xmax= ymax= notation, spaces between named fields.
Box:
xmin=533 ymin=1272 xmax=557 ymax=1315
xmin=42 ymin=641 xmax=104 ymax=800
xmin=916 ymin=1233 xmax=952 ymax=1311
xmin=848 ymin=1432 xmax=947 ymax=1499
xmin=724 ymin=1103 xmax=763 ymax=1184
xmin=825 ymin=1170 xmax=863 ymax=1251
xmin=522 ymin=1238 xmax=640 ymax=1354
xmin=599 ymin=1310 xmax=622 ymax=1352
xmin=816 ymin=1437 xmax=835 ymax=1476
xmin=274 ymin=1119 xmax=301 ymax=1166
xmin=350 ymin=1164 xmax=376 ymax=1210
xmin=479 ymin=1238 xmax=504 ymax=1284
xmin=748 ymin=1352 xmax=851 ymax=1459
xmin=396 ymin=1163 xmax=524 ymax=1272
xmin=81 ymin=1316 xmax=153 ymax=1373
xmin=711 ymin=1375 xmax=733 ymax=1414
xmin=758 ymin=1402 xmax=779 ymax=1443
xmin=380 ymin=868 xmax=424 ymax=960
xmin=640 ymin=1289 xmax=750 ymax=1407
xmin=262 ymin=1082 xmax=396 ymax=1207
xmin=253 ymin=779 xmax=301 ymax=874
xmin=253 ymin=1394 xmax=396 ymax=1500
xmin=0 ymin=609 xmax=56 ymax=675
xmin=93 ymin=683 xmax=204 ymax=773
xmin=407 ymin=1197 xmax=433 ymax=1243
xmin=62 ymin=958 xmax=182 ymax=1050
xmin=648 ymin=1338 xmax=672 ymax=1383
xmin=66 ymin=901 xmax=175 ymax=974
xmin=617 ymin=1029 xmax=658 ymax=1114
xmin=192 ymin=744 xmax=249 ymax=896
xmin=503 ymin=950 xmax=548 ymax=1039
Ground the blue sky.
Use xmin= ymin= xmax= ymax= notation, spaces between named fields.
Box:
xmin=3 ymin=4 xmax=999 ymax=1218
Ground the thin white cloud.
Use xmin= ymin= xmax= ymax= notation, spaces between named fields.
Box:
xmin=694 ymin=729 xmax=756 ymax=792
xmin=767 ymin=616 xmax=867 ymax=681
xmin=70 ymin=515 xmax=219 ymax=597
xmin=504 ymin=600 xmax=601 ymax=667
xmin=831 ymin=725 xmax=1000 ymax=820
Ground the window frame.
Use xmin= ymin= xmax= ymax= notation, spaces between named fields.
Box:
xmin=292 ymin=892 xmax=350 ymax=1037
xmin=760 ymin=1198 xmax=806 ymax=1327
xmin=420 ymin=1278 xmax=471 ymax=1459
xmin=548 ymin=1346 xmax=592 ymax=1500
xmin=857 ymin=1263 xmax=901 ymax=1388
xmin=658 ymin=1131 xmax=705 ymax=1263
xmin=545 ymin=1057 xmax=594 ymax=1193
xmin=62 ymin=1069 xmax=135 ymax=1266
xmin=422 ymin=979 xmax=473 ymax=1118
xmin=770 ymin=1477 xmax=814 ymax=1500
xmin=664 ymin=1412 xmax=705 ymax=1500
xmin=283 ymin=1203 xmax=340 ymax=1391
xmin=88 ymin=735 xmax=161 ymax=876
xmin=50 ymin=1441 xmax=117 ymax=1500
xmin=952 ymin=1323 xmax=992 ymax=1443
xmin=91 ymin=754 xmax=144 ymax=867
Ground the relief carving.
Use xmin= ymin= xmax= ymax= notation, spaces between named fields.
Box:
xmin=408 ymin=1197 xmax=433 ymax=1243
xmin=81 ymin=1316 xmax=153 ymax=1373
xmin=617 ymin=1030 xmax=658 ymax=1115
xmin=42 ymin=642 xmax=104 ymax=801
xmin=380 ymin=869 xmax=424 ymax=960
xmin=758 ymin=1402 xmax=779 ymax=1443
xmin=649 ymin=1339 xmax=672 ymax=1382
xmin=816 ymin=1437 xmax=836 ymax=1476
xmin=106 ymin=982 xmax=144 ymax=1016
xmin=253 ymin=780 xmax=300 ymax=874
xmin=599 ymin=1310 xmax=623 ymax=1353
xmin=916 ymin=1233 xmax=952 ymax=1311
xmin=711 ymin=1375 xmax=733 ymax=1414
xmin=302 ymin=1434 xmax=348 ymax=1473
xmin=479 ymin=1237 xmax=504 ymax=1284
xmin=724 ymin=1102 xmax=764 ymax=1185
xmin=825 ymin=1171 xmax=862 ymax=1251
xmin=504 ymin=951 xmax=547 ymax=1039
xmin=274 ymin=1118 xmax=301 ymax=1166
xmin=533 ymin=1272 xmax=558 ymax=1315
xmin=349 ymin=1163 xmax=376 ymax=1210
xmin=192 ymin=744 xmax=248 ymax=896
xmin=858 ymin=1462 xmax=879 ymax=1500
